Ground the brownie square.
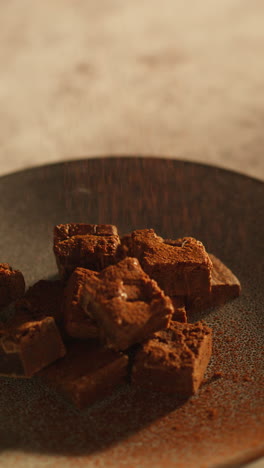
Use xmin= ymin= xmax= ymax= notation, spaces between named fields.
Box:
xmin=0 ymin=312 xmax=66 ymax=377
xmin=119 ymin=234 xmax=133 ymax=259
xmin=37 ymin=341 xmax=128 ymax=409
xmin=127 ymin=229 xmax=212 ymax=296
xmin=64 ymin=267 xmax=99 ymax=339
xmin=132 ymin=321 xmax=212 ymax=397
xmin=15 ymin=279 xmax=64 ymax=325
xmin=53 ymin=223 xmax=120 ymax=280
xmin=186 ymin=253 xmax=241 ymax=313
xmin=0 ymin=263 xmax=25 ymax=309
xmin=81 ymin=257 xmax=174 ymax=350
xmin=170 ymin=296 xmax=187 ymax=323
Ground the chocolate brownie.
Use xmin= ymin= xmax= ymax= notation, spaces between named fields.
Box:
xmin=170 ymin=296 xmax=187 ymax=323
xmin=53 ymin=223 xmax=120 ymax=280
xmin=126 ymin=229 xmax=212 ymax=296
xmin=81 ymin=257 xmax=173 ymax=350
xmin=64 ymin=268 xmax=99 ymax=339
xmin=0 ymin=263 xmax=25 ymax=309
xmin=119 ymin=234 xmax=134 ymax=259
xmin=15 ymin=279 xmax=64 ymax=324
xmin=186 ymin=254 xmax=241 ymax=313
xmin=132 ymin=321 xmax=212 ymax=396
xmin=0 ymin=311 xmax=66 ymax=377
xmin=37 ymin=341 xmax=128 ymax=409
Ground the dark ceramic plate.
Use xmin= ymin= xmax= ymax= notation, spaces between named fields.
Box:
xmin=0 ymin=157 xmax=263 ymax=468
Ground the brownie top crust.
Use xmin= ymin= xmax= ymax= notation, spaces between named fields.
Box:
xmin=54 ymin=225 xmax=119 ymax=259
xmin=131 ymin=229 xmax=211 ymax=265
xmin=83 ymin=256 xmax=172 ymax=308
xmin=123 ymin=230 xmax=212 ymax=296
xmin=2 ymin=312 xmax=56 ymax=343
xmin=140 ymin=322 xmax=211 ymax=369
xmin=81 ymin=257 xmax=173 ymax=350
xmin=53 ymin=224 xmax=120 ymax=279
xmin=54 ymin=223 xmax=118 ymax=243
xmin=0 ymin=263 xmax=26 ymax=308
xmin=0 ymin=263 xmax=14 ymax=272
xmin=132 ymin=320 xmax=212 ymax=396
xmin=0 ymin=308 xmax=66 ymax=378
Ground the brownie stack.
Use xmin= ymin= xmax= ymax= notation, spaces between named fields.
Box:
xmin=0 ymin=224 xmax=241 ymax=409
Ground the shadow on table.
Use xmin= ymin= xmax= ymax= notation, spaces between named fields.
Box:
xmin=0 ymin=377 xmax=187 ymax=456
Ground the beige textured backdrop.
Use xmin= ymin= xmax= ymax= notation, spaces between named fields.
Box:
xmin=0 ymin=0 xmax=264 ymax=180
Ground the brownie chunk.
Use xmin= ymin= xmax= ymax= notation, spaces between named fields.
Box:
xmin=132 ymin=321 xmax=212 ymax=397
xmin=118 ymin=234 xmax=134 ymax=260
xmin=0 ymin=263 xmax=25 ymax=309
xmin=170 ymin=296 xmax=187 ymax=323
xmin=53 ymin=223 xmax=120 ymax=280
xmin=81 ymin=257 xmax=173 ymax=350
xmin=64 ymin=268 xmax=99 ymax=339
xmin=186 ymin=254 xmax=241 ymax=313
xmin=15 ymin=279 xmax=64 ymax=324
xmin=126 ymin=229 xmax=212 ymax=296
xmin=37 ymin=341 xmax=128 ymax=409
xmin=0 ymin=312 xmax=66 ymax=377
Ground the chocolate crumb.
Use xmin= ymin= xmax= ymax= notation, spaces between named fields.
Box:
xmin=207 ymin=408 xmax=218 ymax=419
xmin=213 ymin=371 xmax=223 ymax=379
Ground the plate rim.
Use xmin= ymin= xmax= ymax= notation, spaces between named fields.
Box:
xmin=0 ymin=155 xmax=263 ymax=187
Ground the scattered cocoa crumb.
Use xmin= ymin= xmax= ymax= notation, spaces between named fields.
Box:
xmin=225 ymin=337 xmax=233 ymax=343
xmin=213 ymin=371 xmax=223 ymax=379
xmin=204 ymin=387 xmax=213 ymax=395
xmin=207 ymin=408 xmax=218 ymax=419
xmin=171 ymin=425 xmax=180 ymax=431
xmin=243 ymin=375 xmax=253 ymax=382
xmin=232 ymin=373 xmax=239 ymax=382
